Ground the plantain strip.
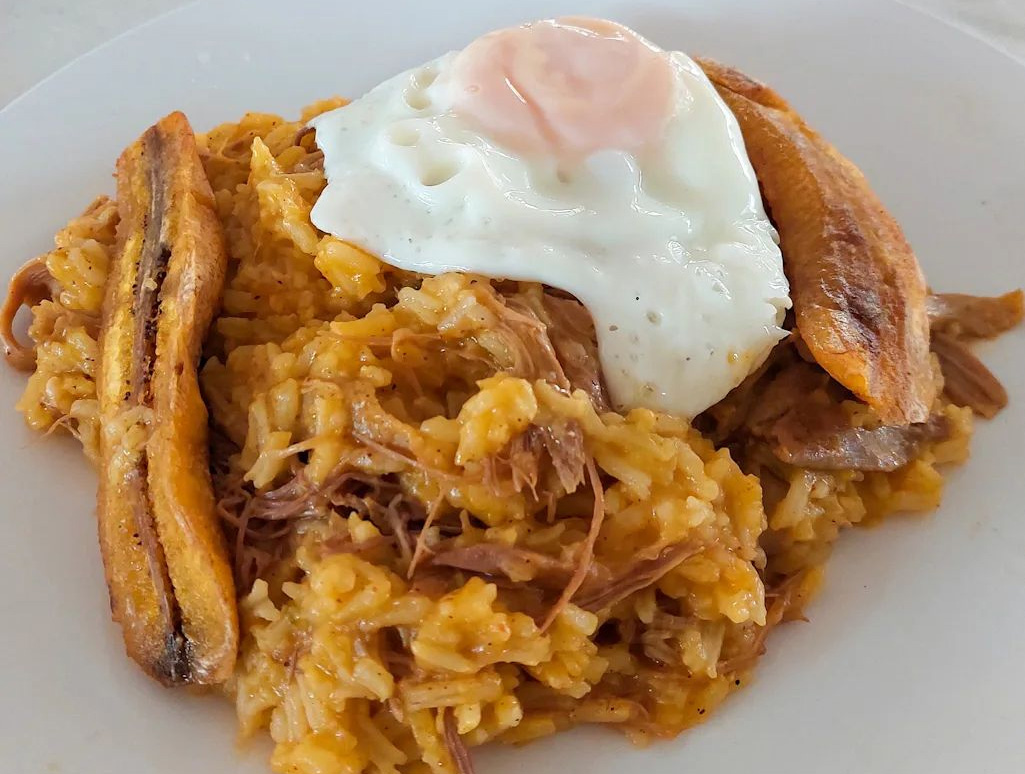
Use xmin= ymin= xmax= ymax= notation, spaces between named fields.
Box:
xmin=698 ymin=59 xmax=936 ymax=424
xmin=98 ymin=112 xmax=237 ymax=685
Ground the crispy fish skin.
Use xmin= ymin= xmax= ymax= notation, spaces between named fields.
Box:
xmin=698 ymin=59 xmax=936 ymax=425
xmin=98 ymin=111 xmax=237 ymax=685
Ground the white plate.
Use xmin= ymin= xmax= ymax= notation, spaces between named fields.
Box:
xmin=1 ymin=1 xmax=1023 ymax=771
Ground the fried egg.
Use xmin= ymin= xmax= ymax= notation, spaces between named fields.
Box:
xmin=310 ymin=18 xmax=790 ymax=417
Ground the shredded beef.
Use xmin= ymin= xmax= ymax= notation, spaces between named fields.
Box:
xmin=428 ymin=541 xmax=612 ymax=591
xmin=772 ymin=409 xmax=951 ymax=471
xmin=481 ymin=428 xmax=543 ymax=498
xmin=541 ymin=457 xmax=607 ymax=630
xmin=931 ymin=331 xmax=1008 ymax=418
xmin=539 ymin=292 xmax=610 ymax=411
xmin=499 ymin=285 xmax=610 ymax=411
xmin=924 ymin=290 xmax=1020 ymax=417
xmin=442 ymin=708 xmax=476 ymax=774
xmin=740 ymin=360 xmax=829 ymax=437
xmin=927 ymin=290 xmax=1023 ymax=340
xmin=536 ymin=417 xmax=587 ymax=493
xmin=574 ymin=541 xmax=701 ymax=613
xmin=481 ymin=416 xmax=587 ymax=502
xmin=215 ymin=461 xmax=426 ymax=589
xmin=1 ymin=255 xmax=62 ymax=370
xmin=486 ymin=291 xmax=571 ymax=390
xmin=703 ymin=357 xmax=952 ymax=472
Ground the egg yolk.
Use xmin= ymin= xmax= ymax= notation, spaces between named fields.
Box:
xmin=449 ymin=17 xmax=676 ymax=159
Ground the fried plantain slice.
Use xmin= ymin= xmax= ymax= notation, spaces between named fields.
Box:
xmin=97 ymin=111 xmax=237 ymax=685
xmin=698 ymin=59 xmax=936 ymax=424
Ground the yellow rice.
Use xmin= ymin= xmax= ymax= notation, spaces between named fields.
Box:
xmin=13 ymin=100 xmax=973 ymax=774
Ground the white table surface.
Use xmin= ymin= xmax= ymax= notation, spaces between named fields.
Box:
xmin=1 ymin=0 xmax=1024 ymax=109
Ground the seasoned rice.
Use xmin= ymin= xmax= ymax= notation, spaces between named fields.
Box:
xmin=13 ymin=101 xmax=972 ymax=774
